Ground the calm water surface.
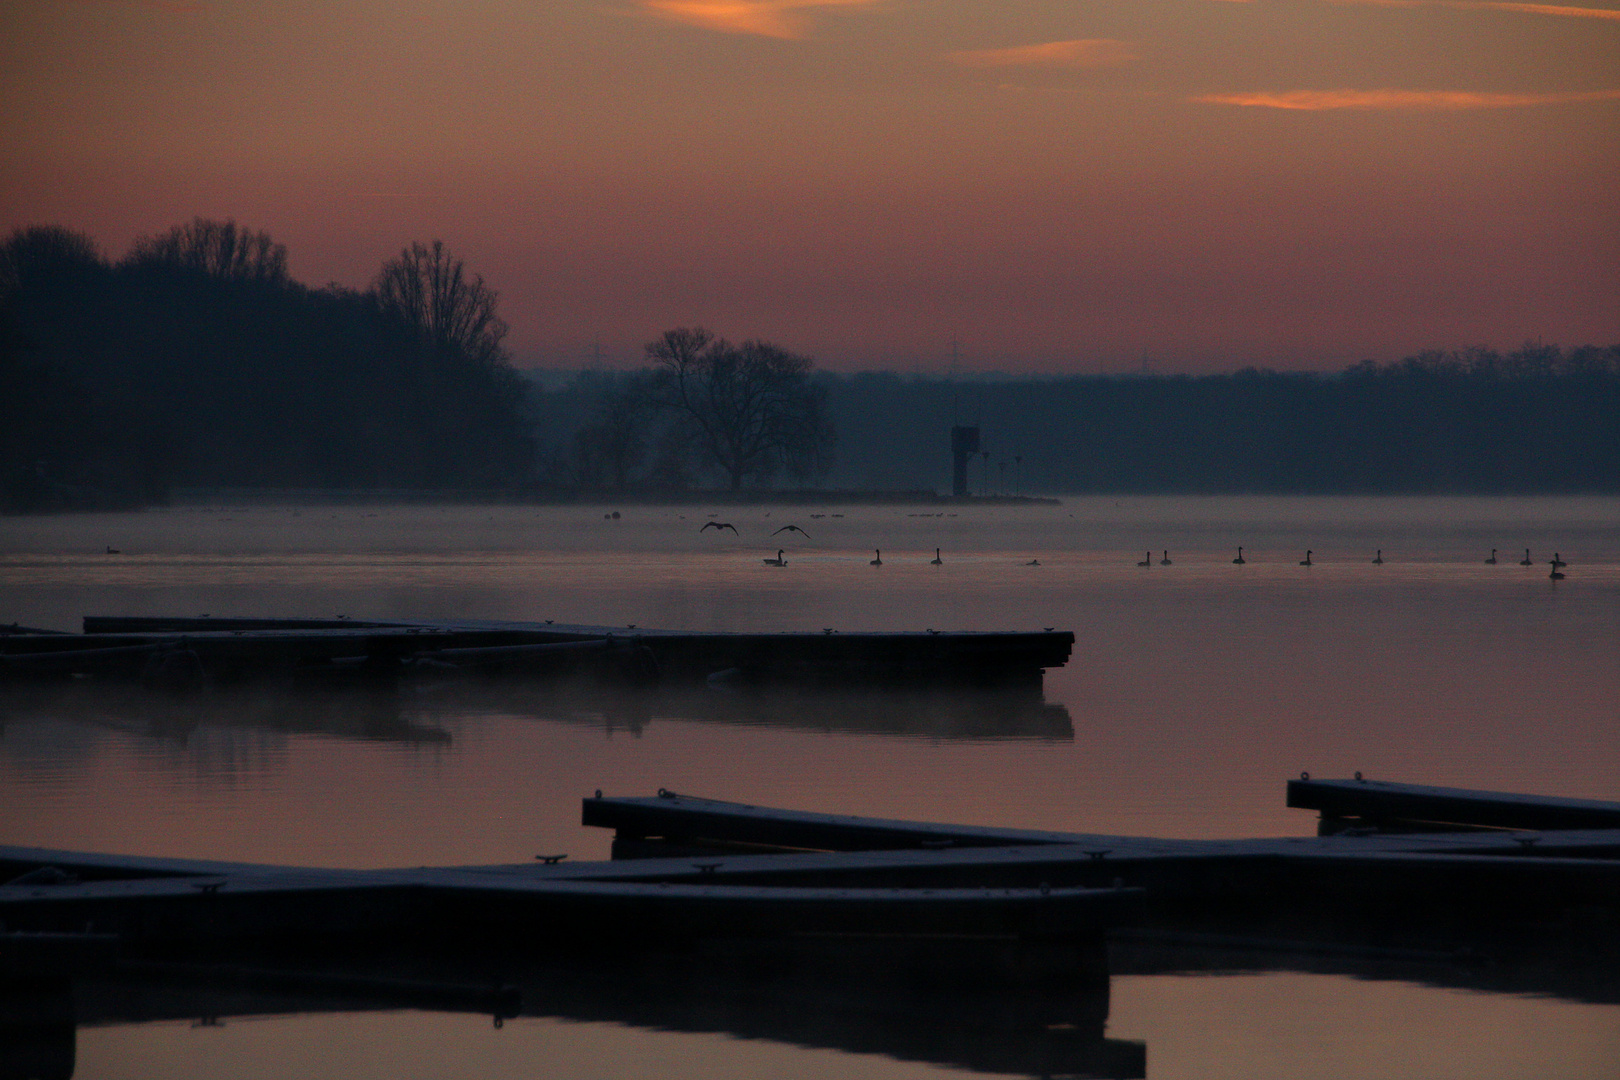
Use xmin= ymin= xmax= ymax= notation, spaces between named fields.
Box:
xmin=3 ymin=497 xmax=1618 ymax=1078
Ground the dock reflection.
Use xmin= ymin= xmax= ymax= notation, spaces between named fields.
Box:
xmin=8 ymin=920 xmax=1619 ymax=1080
xmin=3 ymin=935 xmax=1138 ymax=1080
xmin=1109 ymin=926 xmax=1620 ymax=1007
xmin=0 ymin=679 xmax=1073 ymax=753
xmin=468 ymin=681 xmax=1073 ymax=742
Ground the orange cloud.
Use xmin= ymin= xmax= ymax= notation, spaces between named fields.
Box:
xmin=946 ymin=39 xmax=1138 ymax=69
xmin=1334 ymin=0 xmax=1620 ymax=20
xmin=1195 ymin=88 xmax=1620 ymax=109
xmin=636 ymin=0 xmax=878 ymax=39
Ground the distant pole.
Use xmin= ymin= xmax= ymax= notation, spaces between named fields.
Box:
xmin=950 ymin=339 xmax=960 ymax=425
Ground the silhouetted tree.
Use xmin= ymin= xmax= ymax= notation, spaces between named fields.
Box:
xmin=372 ymin=240 xmax=507 ymax=367
xmin=369 ymin=242 xmax=531 ymax=484
xmin=125 ymin=218 xmax=288 ymax=285
xmin=645 ymin=327 xmax=834 ymax=490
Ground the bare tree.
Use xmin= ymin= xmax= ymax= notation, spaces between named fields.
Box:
xmin=372 ymin=240 xmax=507 ymax=366
xmin=646 ymin=327 xmax=833 ymax=490
xmin=1 ymin=226 xmax=104 ymax=284
xmin=125 ymin=218 xmax=287 ymax=285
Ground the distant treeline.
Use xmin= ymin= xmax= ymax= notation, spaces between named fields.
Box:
xmin=2 ymin=222 xmax=531 ymax=511
xmin=540 ymin=345 xmax=1620 ymax=495
xmin=5 ymin=220 xmax=1617 ymax=507
xmin=811 ymin=347 xmax=1620 ymax=494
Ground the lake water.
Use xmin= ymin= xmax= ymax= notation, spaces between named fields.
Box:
xmin=2 ymin=497 xmax=1618 ymax=1078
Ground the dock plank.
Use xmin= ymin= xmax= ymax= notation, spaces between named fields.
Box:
xmin=1288 ymin=777 xmax=1620 ymax=832
xmin=7 ymin=778 xmax=1617 ymax=951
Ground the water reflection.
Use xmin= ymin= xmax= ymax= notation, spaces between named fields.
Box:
xmin=1111 ymin=927 xmax=1620 ymax=1007
xmin=9 ymin=920 xmax=1619 ymax=1080
xmin=5 ymin=935 xmax=1139 ymax=1080
xmin=461 ymin=681 xmax=1072 ymax=742
xmin=0 ymin=679 xmax=1072 ymax=765
xmin=0 ymin=682 xmax=454 ymax=752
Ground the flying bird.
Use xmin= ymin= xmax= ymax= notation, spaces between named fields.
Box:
xmin=700 ymin=522 xmax=738 ymax=534
xmin=772 ymin=525 xmax=811 ymax=539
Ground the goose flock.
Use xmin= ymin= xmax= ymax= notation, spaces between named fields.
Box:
xmin=701 ymin=519 xmax=1576 ymax=578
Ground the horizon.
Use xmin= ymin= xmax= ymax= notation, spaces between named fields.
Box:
xmin=5 ymin=0 xmax=1616 ymax=375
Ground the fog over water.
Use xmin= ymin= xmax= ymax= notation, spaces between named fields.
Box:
xmin=2 ymin=497 xmax=1617 ymax=1078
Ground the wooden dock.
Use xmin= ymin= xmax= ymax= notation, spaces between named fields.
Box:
xmin=576 ymin=783 xmax=1620 ymax=939
xmin=5 ymin=776 xmax=1617 ymax=1079
xmin=1288 ymin=774 xmax=1620 ymax=833
xmin=0 ymin=616 xmax=1074 ymax=687
xmin=5 ymin=777 xmax=1617 ymax=959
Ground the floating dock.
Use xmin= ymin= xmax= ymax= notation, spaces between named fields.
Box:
xmin=5 ymin=777 xmax=1617 ymax=957
xmin=0 ymin=616 xmax=1074 ymax=687
xmin=5 ymin=777 xmax=1618 ymax=1080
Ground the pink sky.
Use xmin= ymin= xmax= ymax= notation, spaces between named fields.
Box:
xmin=3 ymin=0 xmax=1616 ymax=372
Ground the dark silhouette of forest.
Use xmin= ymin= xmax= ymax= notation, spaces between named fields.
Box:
xmin=5 ymin=221 xmax=1617 ymax=507
xmin=809 ymin=348 xmax=1620 ymax=495
xmin=2 ymin=222 xmax=532 ymax=511
xmin=540 ymin=346 xmax=1620 ymax=496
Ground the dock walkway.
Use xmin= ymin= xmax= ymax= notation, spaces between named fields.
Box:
xmin=0 ymin=616 xmax=1074 ymax=686
xmin=5 ymin=778 xmax=1618 ymax=957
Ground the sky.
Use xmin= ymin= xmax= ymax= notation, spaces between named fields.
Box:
xmin=2 ymin=0 xmax=1616 ymax=373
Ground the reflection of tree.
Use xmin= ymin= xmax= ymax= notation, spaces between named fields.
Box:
xmin=646 ymin=327 xmax=834 ymax=490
